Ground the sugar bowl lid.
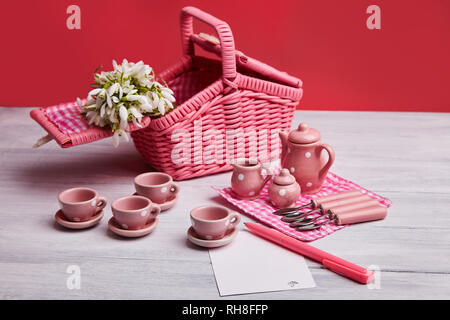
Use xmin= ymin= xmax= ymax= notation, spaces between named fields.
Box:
xmin=288 ymin=123 xmax=321 ymax=144
xmin=274 ymin=169 xmax=296 ymax=185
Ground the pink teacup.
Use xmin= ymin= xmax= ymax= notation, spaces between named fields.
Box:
xmin=190 ymin=206 xmax=241 ymax=240
xmin=134 ymin=172 xmax=179 ymax=204
xmin=111 ymin=195 xmax=161 ymax=230
xmin=58 ymin=187 xmax=107 ymax=222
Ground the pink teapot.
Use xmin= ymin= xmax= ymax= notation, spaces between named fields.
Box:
xmin=279 ymin=123 xmax=335 ymax=194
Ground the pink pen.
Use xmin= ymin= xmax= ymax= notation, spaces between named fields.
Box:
xmin=245 ymin=222 xmax=374 ymax=284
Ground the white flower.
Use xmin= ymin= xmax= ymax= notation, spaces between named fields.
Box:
xmin=132 ymin=118 xmax=143 ymax=128
xmin=106 ymin=92 xmax=112 ymax=107
xmin=76 ymin=97 xmax=83 ymax=108
xmin=161 ymin=87 xmax=174 ymax=95
xmin=107 ymin=83 xmax=119 ymax=96
xmin=129 ymin=107 xmax=143 ymax=120
xmin=157 ymin=98 xmax=166 ymax=115
xmin=87 ymin=88 xmax=102 ymax=98
xmin=109 ymin=108 xmax=116 ymax=123
xmin=100 ymin=103 xmax=106 ymax=117
xmin=119 ymin=105 xmax=129 ymax=129
xmin=151 ymin=92 xmax=160 ymax=107
xmin=125 ymin=94 xmax=139 ymax=101
xmin=112 ymin=130 xmax=120 ymax=148
xmin=164 ymin=98 xmax=174 ymax=109
xmin=95 ymin=97 xmax=102 ymax=108
xmin=112 ymin=129 xmax=129 ymax=147
xmin=80 ymin=59 xmax=177 ymax=147
xmin=162 ymin=92 xmax=175 ymax=103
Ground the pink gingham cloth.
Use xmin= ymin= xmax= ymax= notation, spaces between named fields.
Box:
xmin=214 ymin=171 xmax=392 ymax=242
xmin=31 ymin=100 xmax=151 ymax=147
xmin=44 ymin=100 xmax=89 ymax=134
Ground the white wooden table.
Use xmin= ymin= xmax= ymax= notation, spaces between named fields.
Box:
xmin=0 ymin=108 xmax=449 ymax=299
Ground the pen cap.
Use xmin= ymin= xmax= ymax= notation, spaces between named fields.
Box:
xmin=336 ymin=205 xmax=387 ymax=225
xmin=323 ymin=259 xmax=374 ymax=284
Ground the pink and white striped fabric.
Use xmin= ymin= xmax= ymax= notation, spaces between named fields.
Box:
xmin=214 ymin=170 xmax=392 ymax=242
xmin=44 ymin=100 xmax=89 ymax=134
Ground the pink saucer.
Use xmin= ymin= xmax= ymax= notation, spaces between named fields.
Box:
xmin=108 ymin=217 xmax=158 ymax=238
xmin=55 ymin=209 xmax=104 ymax=230
xmin=133 ymin=192 xmax=178 ymax=211
xmin=187 ymin=227 xmax=238 ymax=248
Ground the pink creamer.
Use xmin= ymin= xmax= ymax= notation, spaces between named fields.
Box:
xmin=231 ymin=160 xmax=272 ymax=200
xmin=279 ymin=123 xmax=335 ymax=194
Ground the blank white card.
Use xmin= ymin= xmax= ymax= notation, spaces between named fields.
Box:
xmin=209 ymin=230 xmax=316 ymax=296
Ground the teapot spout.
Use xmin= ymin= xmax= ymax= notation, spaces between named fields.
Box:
xmin=279 ymin=130 xmax=289 ymax=165
xmin=231 ymin=162 xmax=239 ymax=170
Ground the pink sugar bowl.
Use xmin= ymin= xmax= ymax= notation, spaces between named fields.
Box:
xmin=268 ymin=169 xmax=301 ymax=209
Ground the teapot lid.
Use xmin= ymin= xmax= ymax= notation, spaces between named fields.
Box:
xmin=288 ymin=123 xmax=321 ymax=144
xmin=274 ymin=169 xmax=296 ymax=185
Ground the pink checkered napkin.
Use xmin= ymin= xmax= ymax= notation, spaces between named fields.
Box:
xmin=214 ymin=171 xmax=392 ymax=242
xmin=44 ymin=100 xmax=90 ymax=134
xmin=31 ymin=100 xmax=152 ymax=147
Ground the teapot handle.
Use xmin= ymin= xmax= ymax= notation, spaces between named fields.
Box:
xmin=319 ymin=144 xmax=335 ymax=180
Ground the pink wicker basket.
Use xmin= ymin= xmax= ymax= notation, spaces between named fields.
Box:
xmin=131 ymin=7 xmax=302 ymax=180
xmin=30 ymin=6 xmax=302 ymax=181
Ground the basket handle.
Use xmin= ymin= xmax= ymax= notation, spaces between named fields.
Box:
xmin=180 ymin=6 xmax=237 ymax=84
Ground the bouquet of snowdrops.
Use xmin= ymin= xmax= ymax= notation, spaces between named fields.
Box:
xmin=77 ymin=59 xmax=176 ymax=147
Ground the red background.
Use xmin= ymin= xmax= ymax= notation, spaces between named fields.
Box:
xmin=0 ymin=0 xmax=449 ymax=112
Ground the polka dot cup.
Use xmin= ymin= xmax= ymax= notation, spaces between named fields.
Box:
xmin=111 ymin=195 xmax=161 ymax=230
xmin=58 ymin=187 xmax=107 ymax=222
xmin=190 ymin=206 xmax=241 ymax=240
xmin=134 ymin=172 xmax=179 ymax=204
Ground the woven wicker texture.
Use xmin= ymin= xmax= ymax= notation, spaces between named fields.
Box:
xmin=131 ymin=7 xmax=303 ymax=180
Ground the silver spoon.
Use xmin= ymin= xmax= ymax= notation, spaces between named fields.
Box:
xmin=289 ymin=217 xmax=317 ymax=227
xmin=273 ymin=203 xmax=312 ymax=215
xmin=281 ymin=211 xmax=312 ymax=222
xmin=295 ymin=219 xmax=334 ymax=231
xmin=289 ymin=212 xmax=334 ymax=227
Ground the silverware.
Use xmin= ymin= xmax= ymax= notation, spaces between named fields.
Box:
xmin=294 ymin=204 xmax=388 ymax=231
xmin=289 ymin=213 xmax=331 ymax=227
xmin=280 ymin=211 xmax=312 ymax=222
xmin=272 ymin=203 xmax=311 ymax=216
xmin=281 ymin=194 xmax=371 ymax=224
xmin=295 ymin=219 xmax=336 ymax=231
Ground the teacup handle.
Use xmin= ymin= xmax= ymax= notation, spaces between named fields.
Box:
xmin=96 ymin=196 xmax=107 ymax=212
xmin=227 ymin=211 xmax=241 ymax=230
xmin=169 ymin=182 xmax=179 ymax=195
xmin=147 ymin=204 xmax=161 ymax=224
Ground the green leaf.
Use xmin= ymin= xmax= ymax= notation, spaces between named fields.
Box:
xmin=94 ymin=65 xmax=103 ymax=74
